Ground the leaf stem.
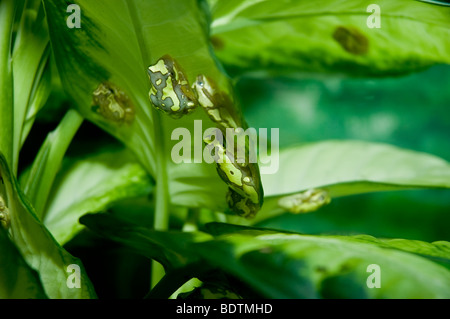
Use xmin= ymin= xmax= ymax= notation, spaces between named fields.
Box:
xmin=125 ymin=0 xmax=168 ymax=288
xmin=182 ymin=208 xmax=200 ymax=232
xmin=150 ymin=109 xmax=170 ymax=287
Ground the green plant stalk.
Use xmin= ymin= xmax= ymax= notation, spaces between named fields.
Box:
xmin=182 ymin=208 xmax=200 ymax=232
xmin=0 ymin=0 xmax=16 ymax=168
xmin=24 ymin=109 xmax=83 ymax=219
xmin=151 ymin=109 xmax=170 ymax=288
xmin=124 ymin=0 xmax=170 ymax=288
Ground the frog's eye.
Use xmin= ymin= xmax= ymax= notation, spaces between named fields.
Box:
xmin=147 ymin=55 xmax=197 ymax=117
xmin=195 ymin=76 xmax=205 ymax=87
xmin=92 ymin=82 xmax=135 ymax=124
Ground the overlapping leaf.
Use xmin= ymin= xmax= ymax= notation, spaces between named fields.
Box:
xmin=196 ymin=222 xmax=450 ymax=298
xmin=43 ymin=148 xmax=153 ymax=245
xmin=239 ymin=140 xmax=450 ymax=224
xmin=80 ymin=213 xmax=212 ymax=271
xmin=262 ymin=140 xmax=450 ymax=198
xmin=44 ymin=0 xmax=236 ymax=211
xmin=80 ymin=214 xmax=450 ymax=298
xmin=0 ymin=154 xmax=96 ymax=298
xmin=0 ymin=227 xmax=48 ymax=299
xmin=209 ymin=0 xmax=450 ymax=75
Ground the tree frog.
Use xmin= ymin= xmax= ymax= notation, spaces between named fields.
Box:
xmin=204 ymin=131 xmax=263 ymax=217
xmin=278 ymin=189 xmax=331 ymax=214
xmin=192 ymin=75 xmax=241 ymax=130
xmin=92 ymin=82 xmax=135 ymax=124
xmin=147 ymin=55 xmax=198 ymax=118
xmin=0 ymin=195 xmax=10 ymax=229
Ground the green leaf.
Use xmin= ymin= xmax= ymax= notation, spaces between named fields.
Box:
xmin=247 ymin=140 xmax=450 ymax=224
xmin=0 ymin=226 xmax=48 ymax=299
xmin=263 ymin=140 xmax=450 ymax=198
xmin=0 ymin=0 xmax=16 ymax=168
xmin=44 ymin=0 xmax=241 ymax=213
xmin=80 ymin=212 xmax=212 ymax=271
xmin=196 ymin=223 xmax=450 ymax=298
xmin=210 ymin=0 xmax=450 ymax=76
xmin=23 ymin=109 xmax=84 ymax=219
xmin=20 ymin=56 xmax=52 ymax=147
xmin=44 ymin=0 xmax=154 ymax=173
xmin=12 ymin=3 xmax=50 ymax=172
xmin=252 ymin=190 xmax=450 ymax=244
xmin=342 ymin=235 xmax=450 ymax=269
xmin=80 ymin=214 xmax=450 ymax=298
xmin=43 ymin=148 xmax=153 ymax=245
xmin=166 ymin=114 xmax=229 ymax=211
xmin=0 ymin=153 xmax=97 ymax=298
xmin=43 ymin=0 xmax=226 ymax=173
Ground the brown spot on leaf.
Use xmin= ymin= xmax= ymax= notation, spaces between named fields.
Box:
xmin=333 ymin=26 xmax=369 ymax=55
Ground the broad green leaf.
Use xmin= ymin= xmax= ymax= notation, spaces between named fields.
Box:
xmin=43 ymin=148 xmax=153 ymax=245
xmin=253 ymin=190 xmax=450 ymax=244
xmin=208 ymin=222 xmax=450 ymax=269
xmin=44 ymin=0 xmax=241 ymax=212
xmin=343 ymin=235 xmax=450 ymax=269
xmin=196 ymin=223 xmax=450 ymax=298
xmin=263 ymin=140 xmax=450 ymax=198
xmin=246 ymin=141 xmax=450 ymax=224
xmin=0 ymin=153 xmax=96 ymax=299
xmin=44 ymin=0 xmax=154 ymax=174
xmin=0 ymin=227 xmax=48 ymax=299
xmin=210 ymin=0 xmax=450 ymax=76
xmin=80 ymin=214 xmax=450 ymax=298
xmin=80 ymin=213 xmax=212 ymax=271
